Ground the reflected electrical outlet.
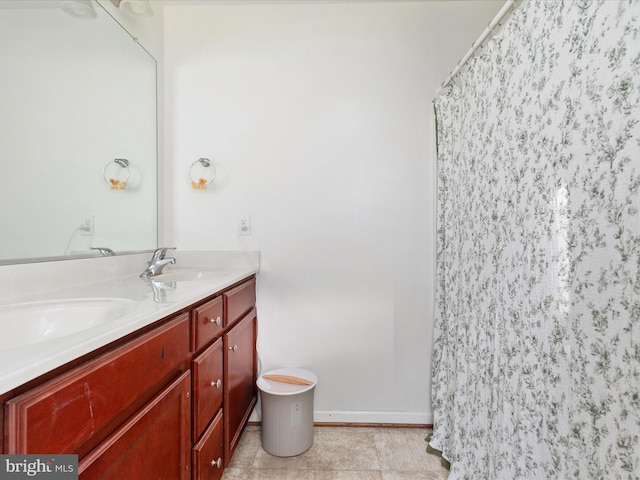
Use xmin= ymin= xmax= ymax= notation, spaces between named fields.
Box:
xmin=80 ymin=215 xmax=94 ymax=236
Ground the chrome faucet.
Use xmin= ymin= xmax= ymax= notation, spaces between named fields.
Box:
xmin=140 ymin=247 xmax=176 ymax=278
xmin=149 ymin=279 xmax=177 ymax=302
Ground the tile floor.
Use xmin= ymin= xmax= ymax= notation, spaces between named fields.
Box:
xmin=221 ymin=425 xmax=450 ymax=480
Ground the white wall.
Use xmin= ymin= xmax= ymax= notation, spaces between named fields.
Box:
xmin=163 ymin=1 xmax=502 ymax=423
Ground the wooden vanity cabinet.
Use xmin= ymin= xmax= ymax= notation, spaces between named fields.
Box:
xmin=2 ymin=274 xmax=257 ymax=480
xmin=5 ymin=313 xmax=191 ymax=457
xmin=192 ymin=296 xmax=223 ymax=352
xmin=0 ymin=402 xmax=3 ymax=454
xmin=192 ymin=410 xmax=224 ymax=480
xmin=224 ymin=277 xmax=256 ymax=327
xmin=78 ymin=371 xmax=192 ymax=480
xmin=192 ymin=277 xmax=258 ymax=475
xmin=192 ymin=337 xmax=223 ymax=442
xmin=223 ymin=308 xmax=257 ymax=465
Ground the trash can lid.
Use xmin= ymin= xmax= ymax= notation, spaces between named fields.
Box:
xmin=257 ymin=368 xmax=318 ymax=395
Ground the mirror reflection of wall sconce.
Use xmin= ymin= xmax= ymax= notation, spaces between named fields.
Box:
xmin=111 ymin=0 xmax=154 ymax=17
xmin=61 ymin=0 xmax=97 ymax=19
xmin=103 ymin=158 xmax=131 ymax=190
xmin=191 ymin=158 xmax=216 ymax=190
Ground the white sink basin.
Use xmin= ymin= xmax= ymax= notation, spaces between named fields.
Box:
xmin=0 ymin=298 xmax=135 ymax=349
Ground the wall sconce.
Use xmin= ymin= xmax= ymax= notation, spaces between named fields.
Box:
xmin=190 ymin=158 xmax=216 ymax=190
xmin=61 ymin=0 xmax=97 ymax=19
xmin=103 ymin=158 xmax=131 ymax=190
xmin=111 ymin=0 xmax=154 ymax=17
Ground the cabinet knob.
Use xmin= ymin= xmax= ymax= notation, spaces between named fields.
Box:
xmin=211 ymin=457 xmax=222 ymax=468
xmin=229 ymin=344 xmax=238 ymax=352
xmin=209 ymin=316 xmax=221 ymax=325
xmin=210 ymin=379 xmax=221 ymax=389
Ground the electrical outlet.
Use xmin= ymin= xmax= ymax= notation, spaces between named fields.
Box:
xmin=81 ymin=215 xmax=94 ymax=236
xmin=238 ymin=215 xmax=251 ymax=236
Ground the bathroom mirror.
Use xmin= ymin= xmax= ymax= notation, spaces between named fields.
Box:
xmin=0 ymin=0 xmax=157 ymax=264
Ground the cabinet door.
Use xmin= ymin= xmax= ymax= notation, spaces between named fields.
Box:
xmin=78 ymin=371 xmax=191 ymax=480
xmin=5 ymin=314 xmax=190 ymax=457
xmin=192 ymin=410 xmax=224 ymax=480
xmin=192 ymin=337 xmax=223 ymax=442
xmin=223 ymin=308 xmax=257 ymax=465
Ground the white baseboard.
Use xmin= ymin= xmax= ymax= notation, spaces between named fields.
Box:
xmin=313 ymin=410 xmax=432 ymax=425
xmin=250 ymin=408 xmax=432 ymax=426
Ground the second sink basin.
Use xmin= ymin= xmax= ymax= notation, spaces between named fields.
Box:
xmin=0 ymin=298 xmax=135 ymax=350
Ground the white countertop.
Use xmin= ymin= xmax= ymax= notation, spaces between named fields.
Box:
xmin=0 ymin=250 xmax=259 ymax=395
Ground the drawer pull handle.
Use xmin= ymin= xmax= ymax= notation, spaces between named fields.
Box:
xmin=209 ymin=316 xmax=221 ymax=325
xmin=210 ymin=379 xmax=221 ymax=388
xmin=229 ymin=344 xmax=238 ymax=352
xmin=211 ymin=457 xmax=222 ymax=468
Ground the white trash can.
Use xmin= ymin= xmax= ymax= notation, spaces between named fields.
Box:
xmin=257 ymin=368 xmax=318 ymax=457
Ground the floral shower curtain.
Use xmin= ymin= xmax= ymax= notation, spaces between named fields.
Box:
xmin=431 ymin=1 xmax=640 ymax=479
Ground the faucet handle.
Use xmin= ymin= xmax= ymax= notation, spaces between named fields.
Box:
xmin=151 ymin=247 xmax=176 ymax=261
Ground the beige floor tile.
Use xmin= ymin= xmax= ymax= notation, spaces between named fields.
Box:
xmin=228 ymin=429 xmax=262 ymax=468
xmin=315 ymin=470 xmax=384 ymax=480
xmin=374 ymin=428 xmax=447 ymax=473
xmin=316 ymin=428 xmax=381 ymax=471
xmin=223 ymin=425 xmax=450 ymax=480
xmin=221 ymin=467 xmax=252 ymax=480
xmin=381 ymin=472 xmax=449 ymax=480
xmin=252 ymin=440 xmax=318 ymax=470
xmin=316 ymin=426 xmax=382 ymax=436
xmin=223 ymin=467 xmax=317 ymax=479
xmin=254 ymin=469 xmax=317 ymax=479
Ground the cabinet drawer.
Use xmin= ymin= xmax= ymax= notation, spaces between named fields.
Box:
xmin=192 ymin=410 xmax=224 ymax=480
xmin=192 ymin=337 xmax=223 ymax=442
xmin=5 ymin=313 xmax=190 ymax=457
xmin=223 ymin=277 xmax=256 ymax=328
xmin=79 ymin=371 xmax=191 ymax=480
xmin=192 ymin=296 xmax=223 ymax=352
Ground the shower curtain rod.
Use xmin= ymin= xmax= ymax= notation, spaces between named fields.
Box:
xmin=438 ymin=0 xmax=522 ymax=93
